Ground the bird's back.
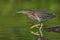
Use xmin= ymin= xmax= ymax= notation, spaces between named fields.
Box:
xmin=34 ymin=10 xmax=56 ymax=22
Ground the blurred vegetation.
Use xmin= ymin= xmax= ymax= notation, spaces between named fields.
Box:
xmin=0 ymin=0 xmax=60 ymax=40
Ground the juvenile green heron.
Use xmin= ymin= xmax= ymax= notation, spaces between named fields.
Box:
xmin=17 ymin=9 xmax=55 ymax=22
xmin=17 ymin=9 xmax=56 ymax=37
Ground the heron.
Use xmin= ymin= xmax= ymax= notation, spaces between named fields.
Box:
xmin=17 ymin=9 xmax=56 ymax=37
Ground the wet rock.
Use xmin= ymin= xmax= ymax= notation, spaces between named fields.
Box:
xmin=37 ymin=37 xmax=46 ymax=40
xmin=45 ymin=26 xmax=60 ymax=33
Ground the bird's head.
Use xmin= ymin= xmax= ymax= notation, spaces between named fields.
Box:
xmin=17 ymin=9 xmax=33 ymax=14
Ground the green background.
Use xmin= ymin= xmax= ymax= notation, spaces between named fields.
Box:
xmin=0 ymin=0 xmax=60 ymax=40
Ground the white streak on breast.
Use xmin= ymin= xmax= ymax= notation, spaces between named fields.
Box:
xmin=35 ymin=13 xmax=41 ymax=22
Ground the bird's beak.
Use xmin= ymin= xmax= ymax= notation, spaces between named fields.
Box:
xmin=17 ymin=11 xmax=27 ymax=14
xmin=17 ymin=11 xmax=23 ymax=14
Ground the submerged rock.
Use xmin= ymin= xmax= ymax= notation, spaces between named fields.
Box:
xmin=45 ymin=26 xmax=60 ymax=33
xmin=37 ymin=37 xmax=46 ymax=40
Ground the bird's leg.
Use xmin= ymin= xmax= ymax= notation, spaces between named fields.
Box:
xmin=39 ymin=23 xmax=43 ymax=37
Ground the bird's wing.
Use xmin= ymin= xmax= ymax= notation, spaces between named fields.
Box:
xmin=34 ymin=10 xmax=55 ymax=21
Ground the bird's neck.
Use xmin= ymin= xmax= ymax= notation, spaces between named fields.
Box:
xmin=35 ymin=13 xmax=41 ymax=22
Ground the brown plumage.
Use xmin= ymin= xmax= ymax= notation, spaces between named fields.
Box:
xmin=17 ymin=9 xmax=56 ymax=22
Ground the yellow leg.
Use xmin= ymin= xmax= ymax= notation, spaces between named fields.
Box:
xmin=30 ymin=23 xmax=43 ymax=36
xmin=30 ymin=24 xmax=40 ymax=29
xmin=39 ymin=23 xmax=43 ymax=37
